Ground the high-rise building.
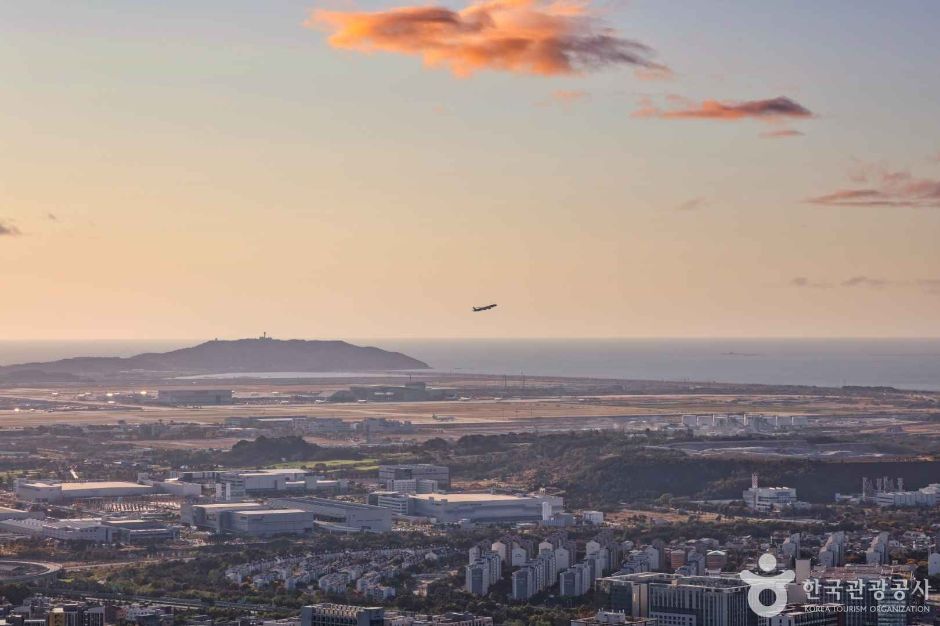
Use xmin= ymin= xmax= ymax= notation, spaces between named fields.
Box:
xmin=780 ymin=534 xmax=801 ymax=567
xmin=817 ymin=532 xmax=846 ymax=569
xmin=560 ymin=562 xmax=594 ymax=597
xmin=511 ymin=567 xmax=533 ymax=602
xmin=864 ymin=532 xmax=890 ymax=566
xmin=465 ymin=552 xmax=501 ymax=596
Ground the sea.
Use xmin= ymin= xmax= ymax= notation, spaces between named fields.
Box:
xmin=0 ymin=338 xmax=938 ymax=391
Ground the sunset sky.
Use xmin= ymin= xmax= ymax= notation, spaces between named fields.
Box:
xmin=1 ymin=1 xmax=938 ymax=339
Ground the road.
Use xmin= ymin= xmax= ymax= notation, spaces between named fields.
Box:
xmin=48 ymin=587 xmax=280 ymax=612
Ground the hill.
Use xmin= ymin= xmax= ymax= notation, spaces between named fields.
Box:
xmin=418 ymin=432 xmax=940 ymax=509
xmin=0 ymin=338 xmax=429 ymax=376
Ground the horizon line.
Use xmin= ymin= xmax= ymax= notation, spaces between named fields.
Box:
xmin=2 ymin=336 xmax=940 ymax=342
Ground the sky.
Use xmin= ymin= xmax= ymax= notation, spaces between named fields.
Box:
xmin=1 ymin=0 xmax=938 ymax=340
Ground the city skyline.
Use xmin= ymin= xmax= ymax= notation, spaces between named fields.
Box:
xmin=2 ymin=1 xmax=939 ymax=339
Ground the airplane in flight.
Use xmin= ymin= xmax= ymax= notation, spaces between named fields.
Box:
xmin=472 ymin=303 xmax=498 ymax=312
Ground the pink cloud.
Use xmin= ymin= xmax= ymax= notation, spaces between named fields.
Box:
xmin=633 ymin=96 xmax=813 ymax=122
xmin=308 ymin=0 xmax=669 ymax=78
xmin=808 ymin=164 xmax=940 ymax=208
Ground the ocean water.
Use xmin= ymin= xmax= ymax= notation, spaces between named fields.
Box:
xmin=0 ymin=338 xmax=938 ymax=391
xmin=379 ymin=339 xmax=940 ymax=391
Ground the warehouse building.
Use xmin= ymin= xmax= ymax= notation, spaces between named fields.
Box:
xmin=227 ymin=509 xmax=314 ymax=536
xmin=270 ymin=497 xmax=392 ymax=533
xmin=408 ymin=493 xmax=546 ymax=524
xmin=181 ymin=502 xmax=312 ymax=536
xmin=0 ymin=518 xmax=176 ymax=544
xmin=15 ymin=480 xmax=155 ymax=503
xmin=0 ymin=507 xmax=43 ymax=521
xmin=182 ymin=502 xmax=265 ymax=533
xmin=155 ymin=389 xmax=233 ymax=405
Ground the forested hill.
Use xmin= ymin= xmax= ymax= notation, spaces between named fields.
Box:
xmin=416 ymin=432 xmax=940 ymax=508
xmin=0 ymin=338 xmax=429 ymax=376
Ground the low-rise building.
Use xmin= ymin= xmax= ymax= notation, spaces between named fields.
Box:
xmin=182 ymin=502 xmax=265 ymax=533
xmin=408 ymin=493 xmax=547 ymax=524
xmin=378 ymin=465 xmax=450 ymax=489
xmin=570 ymin=613 xmax=656 ymax=625
xmin=15 ymin=481 xmax=155 ymax=503
xmin=270 ymin=497 xmax=392 ymax=533
xmin=300 ymin=604 xmax=384 ymax=626
xmin=767 ymin=605 xmax=843 ymax=626
xmin=155 ymin=389 xmax=233 ymax=405
xmin=228 ymin=509 xmax=314 ymax=537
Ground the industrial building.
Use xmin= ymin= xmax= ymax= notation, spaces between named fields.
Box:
xmin=0 ymin=506 xmax=43 ymax=521
xmin=155 ymin=389 xmax=233 ymax=405
xmin=408 ymin=493 xmax=547 ymax=524
xmin=0 ymin=517 xmax=177 ymax=544
xmin=378 ymin=464 xmax=450 ymax=489
xmin=181 ymin=502 xmax=313 ymax=537
xmin=15 ymin=480 xmax=155 ymax=503
xmin=872 ymin=483 xmax=940 ymax=507
xmin=182 ymin=502 xmax=265 ymax=533
xmin=368 ymin=491 xmax=412 ymax=515
xmin=331 ymin=382 xmax=455 ymax=403
xmin=0 ymin=518 xmax=115 ymax=543
xmin=270 ymin=497 xmax=392 ymax=533
xmin=742 ymin=474 xmax=797 ymax=512
xmin=101 ymin=519 xmax=180 ymax=543
xmin=163 ymin=469 xmax=345 ymax=501
xmin=227 ymin=509 xmax=314 ymax=537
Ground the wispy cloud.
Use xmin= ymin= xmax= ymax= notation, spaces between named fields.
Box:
xmin=550 ymin=89 xmax=589 ymax=103
xmin=840 ymin=275 xmax=889 ymax=288
xmin=807 ymin=164 xmax=940 ymax=208
xmin=919 ymin=279 xmax=940 ymax=294
xmin=308 ymin=0 xmax=670 ymax=78
xmin=539 ymin=89 xmax=589 ymax=107
xmin=790 ymin=277 xmax=832 ymax=289
xmin=0 ymin=221 xmax=22 ymax=237
xmin=676 ymin=197 xmax=706 ymax=211
xmin=634 ymin=96 xmax=813 ymax=122
xmin=790 ymin=276 xmax=940 ymax=295
xmin=760 ymin=129 xmax=804 ymax=139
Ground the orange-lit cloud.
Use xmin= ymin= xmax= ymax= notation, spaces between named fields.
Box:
xmin=808 ymin=164 xmax=940 ymax=208
xmin=308 ymin=0 xmax=669 ymax=78
xmin=634 ymin=96 xmax=813 ymax=122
